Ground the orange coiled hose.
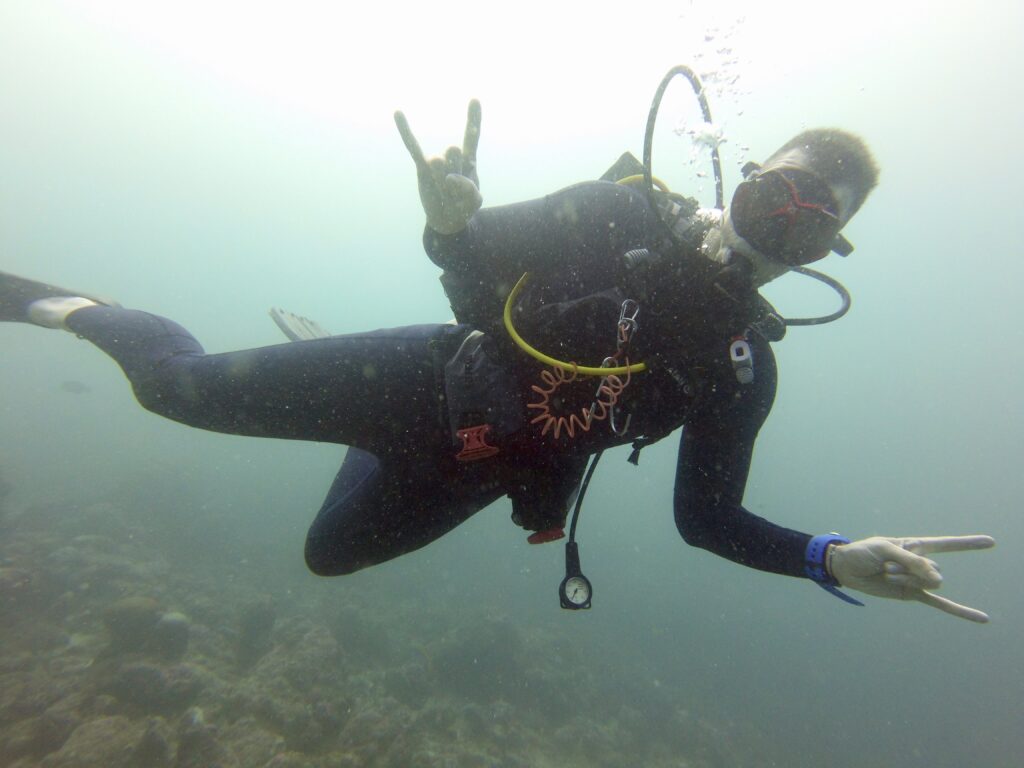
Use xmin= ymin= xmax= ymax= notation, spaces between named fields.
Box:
xmin=526 ymin=364 xmax=632 ymax=440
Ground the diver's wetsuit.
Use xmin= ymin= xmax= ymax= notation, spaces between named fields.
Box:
xmin=423 ymin=180 xmax=811 ymax=578
xmin=65 ymin=180 xmax=812 ymax=579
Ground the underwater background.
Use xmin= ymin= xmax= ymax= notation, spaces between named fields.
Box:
xmin=1 ymin=1 xmax=1021 ymax=766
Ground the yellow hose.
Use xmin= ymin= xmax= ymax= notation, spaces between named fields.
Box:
xmin=614 ymin=174 xmax=671 ymax=192
xmin=502 ymin=273 xmax=647 ymax=376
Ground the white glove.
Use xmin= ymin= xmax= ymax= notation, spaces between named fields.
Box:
xmin=394 ymin=100 xmax=483 ymax=235
xmin=829 ymin=535 xmax=995 ymax=623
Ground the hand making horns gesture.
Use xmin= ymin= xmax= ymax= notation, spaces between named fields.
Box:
xmin=830 ymin=534 xmax=996 ymax=622
xmin=395 ymin=99 xmax=482 ymax=235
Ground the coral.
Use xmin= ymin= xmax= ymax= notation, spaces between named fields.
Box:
xmin=220 ymin=717 xmax=287 ymax=766
xmin=38 ymin=715 xmax=151 ymax=768
xmin=105 ymin=662 xmax=206 ymax=714
xmin=175 ymin=707 xmax=239 ymax=768
xmin=26 ymin=700 xmax=82 ymax=759
xmin=432 ymin=618 xmax=527 ymax=703
xmin=133 ymin=717 xmax=174 ymax=767
xmin=233 ymin=622 xmax=351 ymax=752
xmin=236 ymin=594 xmax=276 ymax=670
xmin=0 ymin=482 xmax=753 ymax=768
xmin=0 ymin=717 xmax=48 ymax=763
xmin=0 ymin=671 xmax=67 ymax=725
xmin=152 ymin=612 xmax=192 ymax=661
xmin=102 ymin=596 xmax=162 ymax=653
xmin=261 ymin=753 xmax=320 ymax=768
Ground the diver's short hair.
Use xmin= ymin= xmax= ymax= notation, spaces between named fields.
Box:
xmin=767 ymin=128 xmax=880 ymax=217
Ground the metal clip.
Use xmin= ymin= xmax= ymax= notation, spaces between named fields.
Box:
xmin=617 ymin=299 xmax=640 ymax=341
xmin=609 ymin=403 xmax=632 ymax=436
xmin=594 ymin=356 xmax=632 ymax=437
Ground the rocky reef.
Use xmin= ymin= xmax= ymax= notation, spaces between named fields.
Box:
xmin=0 ymin=480 xmax=758 ymax=768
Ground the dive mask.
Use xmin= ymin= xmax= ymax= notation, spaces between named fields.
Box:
xmin=730 ymin=167 xmax=845 ymax=266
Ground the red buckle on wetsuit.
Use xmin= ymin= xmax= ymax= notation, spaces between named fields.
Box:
xmin=527 ymin=527 xmax=566 ymax=545
xmin=455 ymin=424 xmax=499 ymax=461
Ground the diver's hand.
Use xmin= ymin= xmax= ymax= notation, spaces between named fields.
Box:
xmin=394 ymin=100 xmax=482 ymax=235
xmin=829 ymin=535 xmax=995 ymax=623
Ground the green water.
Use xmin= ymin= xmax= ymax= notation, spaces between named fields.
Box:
xmin=1 ymin=2 xmax=1020 ymax=766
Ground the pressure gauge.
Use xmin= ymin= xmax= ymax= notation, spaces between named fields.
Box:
xmin=558 ymin=541 xmax=592 ymax=610
xmin=559 ymin=573 xmax=592 ymax=609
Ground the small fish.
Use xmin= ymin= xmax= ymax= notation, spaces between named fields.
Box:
xmin=60 ymin=380 xmax=91 ymax=394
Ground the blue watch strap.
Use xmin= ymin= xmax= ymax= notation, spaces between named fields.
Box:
xmin=805 ymin=534 xmax=865 ymax=607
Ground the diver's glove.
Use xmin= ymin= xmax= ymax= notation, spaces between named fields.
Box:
xmin=828 ymin=535 xmax=995 ymax=623
xmin=394 ymin=100 xmax=482 ymax=235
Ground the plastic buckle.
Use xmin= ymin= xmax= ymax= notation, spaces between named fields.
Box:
xmin=527 ymin=527 xmax=566 ymax=545
xmin=729 ymin=336 xmax=754 ymax=384
xmin=455 ymin=424 xmax=499 ymax=461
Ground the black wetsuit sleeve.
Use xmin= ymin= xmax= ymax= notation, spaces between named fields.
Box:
xmin=423 ymin=181 xmax=659 ymax=279
xmin=673 ymin=340 xmax=812 ymax=578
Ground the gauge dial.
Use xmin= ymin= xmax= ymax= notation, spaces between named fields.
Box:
xmin=562 ymin=575 xmax=591 ymax=606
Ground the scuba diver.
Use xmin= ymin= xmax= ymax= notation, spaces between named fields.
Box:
xmin=1 ymin=68 xmax=994 ymax=620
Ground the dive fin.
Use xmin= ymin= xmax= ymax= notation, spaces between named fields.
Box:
xmin=269 ymin=307 xmax=331 ymax=341
xmin=600 ymin=152 xmax=645 ymax=183
xmin=1 ymin=270 xmax=119 ymax=324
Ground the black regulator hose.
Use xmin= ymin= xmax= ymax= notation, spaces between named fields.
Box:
xmin=644 ymin=65 xmax=852 ymax=327
xmin=568 ymin=451 xmax=603 ymax=544
xmin=783 ymin=267 xmax=852 ymax=326
xmin=643 ymin=65 xmax=725 ymax=216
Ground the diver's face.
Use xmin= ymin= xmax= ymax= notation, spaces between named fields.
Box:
xmin=729 ymin=158 xmax=843 ymax=266
xmin=761 ymin=147 xmax=856 ymax=223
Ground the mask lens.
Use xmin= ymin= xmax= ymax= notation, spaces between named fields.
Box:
xmin=731 ymin=169 xmax=841 ymax=265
